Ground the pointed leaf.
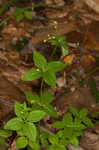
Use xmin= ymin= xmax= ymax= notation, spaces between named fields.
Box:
xmin=14 ymin=101 xmax=25 ymax=117
xmin=24 ymin=10 xmax=33 ymax=20
xmin=70 ymin=137 xmax=79 ymax=147
xmin=33 ymin=51 xmax=47 ymax=71
xmin=48 ymin=135 xmax=59 ymax=145
xmin=42 ymin=103 xmax=58 ymax=118
xmin=24 ymin=91 xmax=40 ymax=104
xmin=69 ymin=106 xmax=79 ymax=117
xmin=29 ymin=140 xmax=40 ymax=150
xmin=16 ymin=137 xmax=28 ymax=149
xmin=48 ymin=61 xmax=66 ymax=72
xmin=40 ymin=92 xmax=53 ymax=104
xmin=79 ymin=108 xmax=88 ymax=119
xmin=43 ymin=71 xmax=56 ymax=88
xmin=22 ymin=69 xmax=42 ymax=81
xmin=63 ymin=113 xmax=73 ymax=125
xmin=23 ymin=122 xmax=37 ymax=141
xmin=27 ymin=110 xmax=46 ymax=122
xmin=48 ymin=144 xmax=66 ymax=150
xmin=52 ymin=121 xmax=64 ymax=128
xmin=0 ymin=130 xmax=12 ymax=138
xmin=82 ymin=117 xmax=94 ymax=127
xmin=4 ymin=118 xmax=23 ymax=131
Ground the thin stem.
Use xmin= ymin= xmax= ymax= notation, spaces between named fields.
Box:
xmin=50 ymin=45 xmax=57 ymax=60
xmin=40 ymin=79 xmax=44 ymax=96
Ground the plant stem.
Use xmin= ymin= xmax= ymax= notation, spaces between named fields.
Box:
xmin=40 ymin=79 xmax=44 ymax=95
xmin=50 ymin=45 xmax=57 ymax=60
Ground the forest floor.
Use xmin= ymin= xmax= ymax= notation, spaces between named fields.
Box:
xmin=0 ymin=0 xmax=99 ymax=150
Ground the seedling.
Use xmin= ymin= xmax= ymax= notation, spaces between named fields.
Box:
xmin=41 ymin=107 xmax=94 ymax=150
xmin=22 ymin=51 xmax=66 ymax=88
xmin=4 ymin=101 xmax=45 ymax=149
xmin=3 ymin=51 xmax=66 ymax=149
xmin=1 ymin=35 xmax=95 ymax=149
xmin=44 ymin=22 xmax=69 ymax=59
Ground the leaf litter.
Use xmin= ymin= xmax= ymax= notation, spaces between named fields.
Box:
xmin=0 ymin=0 xmax=99 ymax=149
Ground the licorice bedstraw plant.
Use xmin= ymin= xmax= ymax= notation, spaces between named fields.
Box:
xmin=0 ymin=51 xmax=94 ymax=150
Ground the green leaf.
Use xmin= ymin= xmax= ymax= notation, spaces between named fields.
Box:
xmin=79 ymin=108 xmax=88 ymax=119
xmin=0 ymin=130 xmax=12 ymax=138
xmin=29 ymin=140 xmax=40 ymax=150
xmin=48 ymin=61 xmax=66 ymax=72
xmin=63 ymin=113 xmax=73 ymax=125
xmin=57 ymin=130 xmax=63 ymax=138
xmin=24 ymin=91 xmax=40 ymax=104
xmin=63 ymin=127 xmax=73 ymax=138
xmin=42 ymin=103 xmax=58 ymax=118
xmin=40 ymin=131 xmax=49 ymax=147
xmin=16 ymin=13 xmax=24 ymax=22
xmin=17 ymin=130 xmax=25 ymax=137
xmin=33 ymin=51 xmax=47 ymax=71
xmin=73 ymin=122 xmax=86 ymax=130
xmin=82 ymin=117 xmax=94 ymax=127
xmin=24 ymin=10 xmax=33 ymax=20
xmin=61 ymin=42 xmax=69 ymax=56
xmin=52 ymin=121 xmax=64 ymax=128
xmin=14 ymin=101 xmax=25 ymax=117
xmin=43 ymin=71 xmax=56 ymax=88
xmin=48 ymin=135 xmax=59 ymax=145
xmin=27 ymin=110 xmax=46 ymax=122
xmin=69 ymin=106 xmax=79 ymax=117
xmin=51 ymin=38 xmax=58 ymax=46
xmin=23 ymin=122 xmax=37 ymax=141
xmin=0 ymin=138 xmax=6 ymax=148
xmin=22 ymin=69 xmax=42 ymax=81
xmin=58 ymin=36 xmax=66 ymax=42
xmin=48 ymin=144 xmax=66 ymax=150
xmin=70 ymin=137 xmax=79 ymax=147
xmin=40 ymin=92 xmax=53 ymax=104
xmin=4 ymin=118 xmax=23 ymax=131
xmin=16 ymin=137 xmax=28 ymax=149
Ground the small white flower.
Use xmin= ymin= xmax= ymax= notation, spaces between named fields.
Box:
xmin=54 ymin=21 xmax=58 ymax=25
xmin=44 ymin=39 xmax=47 ymax=43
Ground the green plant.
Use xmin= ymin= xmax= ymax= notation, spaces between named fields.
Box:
xmin=40 ymin=107 xmax=94 ymax=150
xmin=3 ymin=51 xmax=66 ymax=149
xmin=48 ymin=34 xmax=69 ymax=59
xmin=4 ymin=101 xmax=45 ymax=149
xmin=44 ymin=22 xmax=69 ymax=59
xmin=0 ymin=129 xmax=12 ymax=149
xmin=2 ymin=51 xmax=94 ymax=149
xmin=25 ymin=91 xmax=58 ymax=118
xmin=22 ymin=51 xmax=66 ymax=88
